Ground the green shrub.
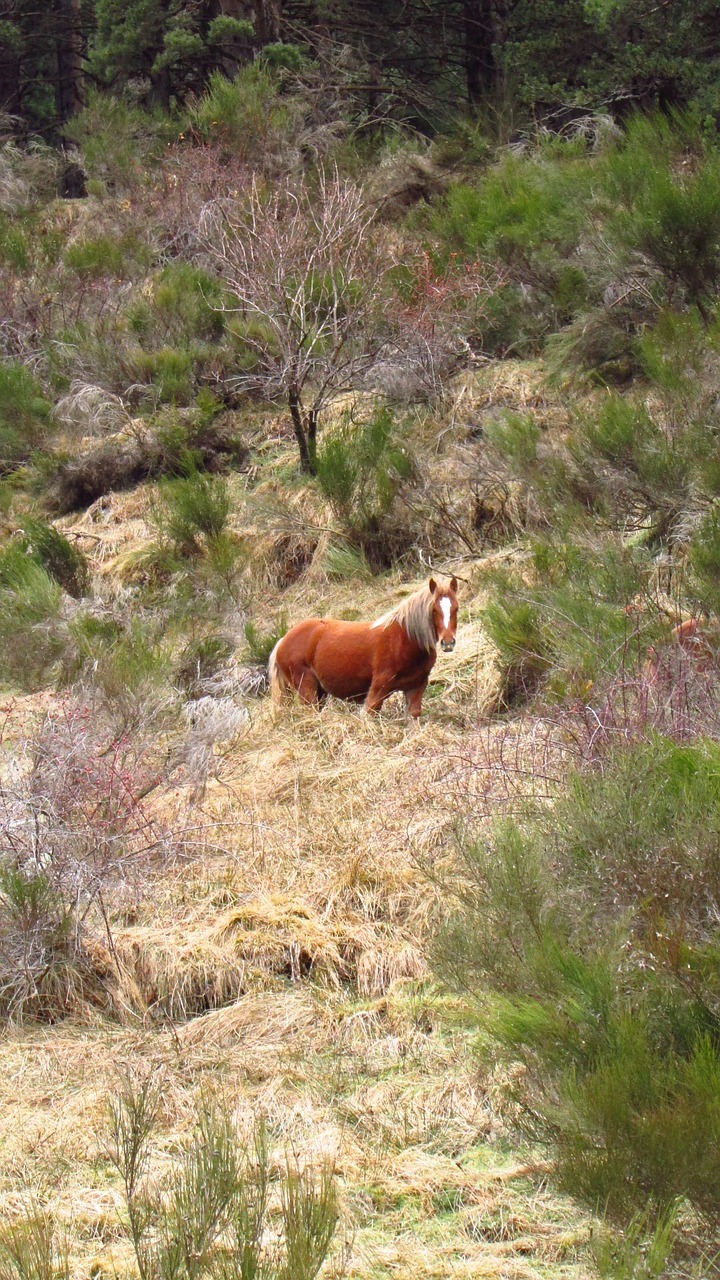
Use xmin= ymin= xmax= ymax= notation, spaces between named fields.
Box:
xmin=59 ymin=610 xmax=124 ymax=685
xmin=602 ymin=112 xmax=720 ymax=323
xmin=315 ymin=405 xmax=411 ymax=537
xmin=481 ymin=539 xmax=651 ymax=704
xmin=426 ymin=152 xmax=593 ymax=346
xmin=63 ymin=91 xmax=171 ymax=191
xmin=0 ymin=543 xmax=64 ymax=690
xmin=482 ymin=596 xmax=552 ymax=707
xmin=571 ymin=395 xmax=691 ymax=533
xmin=430 ymin=158 xmax=588 ymax=266
xmin=65 ymin=232 xmax=151 ymax=279
xmin=187 ymin=65 xmax=299 ymax=160
xmin=159 ymin=470 xmax=231 ymax=556
xmin=436 ymin=734 xmax=720 ymax=1225
xmin=484 ymin=412 xmax=541 ymax=469
xmin=689 ymin=507 xmax=720 ymax=614
xmin=243 ymin=614 xmax=287 ymax=666
xmin=0 ymin=215 xmax=30 ymax=269
xmin=322 ymin=539 xmax=371 ymax=581
xmin=20 ymin=518 xmax=90 ymax=598
xmin=88 ymin=620 xmax=170 ymax=728
xmin=136 ymin=347 xmax=195 ymax=404
xmin=126 ymin=262 xmax=225 ymax=347
xmin=0 ymin=1201 xmax=70 ymax=1280
xmin=0 ymin=362 xmax=52 ymax=472
xmin=175 ymin=633 xmax=234 ymax=696
xmin=108 ymin=1079 xmax=342 ymax=1280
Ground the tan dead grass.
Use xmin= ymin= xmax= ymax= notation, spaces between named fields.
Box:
xmin=0 ymin=400 xmax=594 ymax=1280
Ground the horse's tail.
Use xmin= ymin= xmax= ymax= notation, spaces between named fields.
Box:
xmin=268 ymin=640 xmax=286 ymax=706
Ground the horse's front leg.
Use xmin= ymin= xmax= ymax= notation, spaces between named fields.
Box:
xmin=364 ymin=676 xmax=393 ymax=713
xmin=404 ymin=679 xmax=428 ymax=721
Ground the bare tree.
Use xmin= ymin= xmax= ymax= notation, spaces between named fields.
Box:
xmin=199 ymin=169 xmax=391 ymax=474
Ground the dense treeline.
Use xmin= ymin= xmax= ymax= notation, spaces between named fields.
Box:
xmin=4 ymin=0 xmax=720 ymax=136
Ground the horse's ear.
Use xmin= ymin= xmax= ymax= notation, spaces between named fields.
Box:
xmin=450 ymin=576 xmax=458 ymax=593
xmin=428 ymin=577 xmax=437 ymax=594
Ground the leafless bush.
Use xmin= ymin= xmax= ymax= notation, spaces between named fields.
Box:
xmin=198 ymin=168 xmax=391 ymax=472
xmin=179 ymin=696 xmax=249 ymax=798
xmin=0 ymin=698 xmax=172 ymax=1019
xmin=371 ymin=251 xmax=502 ymax=405
xmin=556 ymin=646 xmax=720 ymax=763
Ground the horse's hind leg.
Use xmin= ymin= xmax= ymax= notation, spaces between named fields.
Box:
xmin=290 ymin=664 xmax=324 ymax=706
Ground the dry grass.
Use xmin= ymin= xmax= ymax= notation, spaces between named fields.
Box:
xmin=0 ymin=673 xmax=593 ymax=1278
xmin=0 ymin=392 xmax=596 ymax=1280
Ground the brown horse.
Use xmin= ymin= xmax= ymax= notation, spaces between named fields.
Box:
xmin=269 ymin=577 xmax=459 ymax=719
xmin=645 ymin=618 xmax=715 ymax=684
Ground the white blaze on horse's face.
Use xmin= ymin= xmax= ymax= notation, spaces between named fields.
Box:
xmin=437 ymin=594 xmax=457 ymax=652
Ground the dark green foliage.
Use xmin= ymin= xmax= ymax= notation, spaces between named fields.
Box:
xmin=89 ymin=0 xmax=252 ymax=106
xmin=0 ymin=363 xmax=52 ymax=473
xmin=175 ymin=634 xmax=234 ymax=696
xmin=19 ymin=518 xmax=90 ymax=598
xmin=315 ymin=406 xmax=413 ymax=567
xmin=63 ymin=91 xmax=172 ymax=191
xmin=243 ymin=615 xmax=287 ymax=666
xmin=159 ymin=470 xmax=231 ymax=556
xmin=0 ymin=541 xmax=64 ymax=690
xmin=260 ymin=42 xmax=307 ymax=72
xmin=187 ymin=65 xmax=295 ymax=157
xmin=481 ymin=538 xmax=650 ymax=705
xmin=136 ymin=348 xmax=194 ymax=404
xmin=426 ymin=150 xmax=593 ymax=352
xmin=126 ymin=262 xmax=225 ymax=347
xmin=689 ymin=508 xmax=720 ymax=614
xmin=436 ymin=735 xmax=720 ymax=1223
xmin=604 ymin=113 xmax=720 ymax=323
xmin=50 ymin=414 xmax=246 ymax=515
xmin=482 ymin=596 xmax=552 ymax=707
xmin=64 ymin=232 xmax=152 ymax=279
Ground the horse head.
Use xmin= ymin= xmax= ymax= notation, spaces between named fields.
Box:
xmin=429 ymin=577 xmax=459 ymax=652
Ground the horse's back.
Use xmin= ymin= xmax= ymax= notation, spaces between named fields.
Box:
xmin=276 ymin=616 xmax=377 ymax=699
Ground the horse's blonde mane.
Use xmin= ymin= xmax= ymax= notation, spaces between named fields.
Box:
xmin=371 ymin=584 xmax=439 ymax=651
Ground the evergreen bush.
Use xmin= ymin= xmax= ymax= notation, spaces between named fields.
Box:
xmin=436 ymin=734 xmax=720 ymax=1224
xmin=158 ymin=470 xmax=231 ymax=557
xmin=107 ymin=1079 xmax=343 ymax=1280
xmin=0 ymin=543 xmax=64 ymax=690
xmin=0 ymin=362 xmax=52 ymax=472
xmin=20 ymin=518 xmax=90 ymax=598
xmin=315 ymin=405 xmax=412 ymax=562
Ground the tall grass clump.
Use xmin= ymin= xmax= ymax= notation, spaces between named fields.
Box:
xmin=63 ymin=91 xmax=172 ymax=192
xmin=0 ymin=1203 xmax=70 ymax=1280
xmin=425 ymin=147 xmax=592 ymax=353
xmin=436 ymin=733 xmax=720 ymax=1226
xmin=19 ymin=518 xmax=90 ymax=598
xmin=126 ymin=262 xmax=225 ymax=347
xmin=107 ymin=1077 xmax=343 ymax=1280
xmin=481 ymin=539 xmax=651 ymax=705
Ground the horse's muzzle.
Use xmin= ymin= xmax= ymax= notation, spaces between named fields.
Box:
xmin=441 ymin=639 xmax=456 ymax=652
